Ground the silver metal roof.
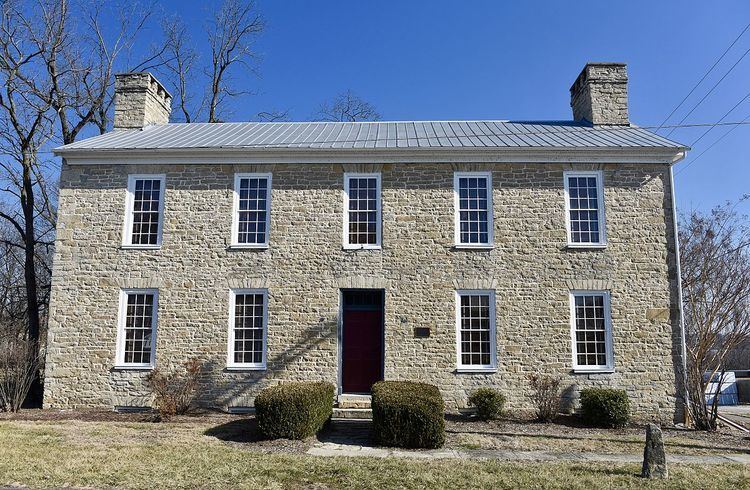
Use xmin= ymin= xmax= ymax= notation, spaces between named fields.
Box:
xmin=54 ymin=120 xmax=686 ymax=153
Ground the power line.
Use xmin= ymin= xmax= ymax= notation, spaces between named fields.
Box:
xmin=676 ymin=111 xmax=750 ymax=176
xmin=665 ymin=46 xmax=750 ymax=137
xmin=656 ymin=21 xmax=750 ymax=133
xmin=689 ymin=89 xmax=750 ymax=147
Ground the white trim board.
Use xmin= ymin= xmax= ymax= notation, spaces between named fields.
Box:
xmin=58 ymin=147 xmax=688 ymax=165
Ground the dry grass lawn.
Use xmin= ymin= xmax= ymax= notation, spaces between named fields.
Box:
xmin=0 ymin=418 xmax=748 ymax=489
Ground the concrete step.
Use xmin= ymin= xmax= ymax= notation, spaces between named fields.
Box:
xmin=337 ymin=394 xmax=372 ymax=409
xmin=332 ymin=407 xmax=373 ymax=420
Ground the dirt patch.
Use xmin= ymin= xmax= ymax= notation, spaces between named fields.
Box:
xmin=444 ymin=415 xmax=750 ymax=456
xmin=203 ymin=417 xmax=313 ymax=454
xmin=0 ymin=408 xmax=235 ymax=424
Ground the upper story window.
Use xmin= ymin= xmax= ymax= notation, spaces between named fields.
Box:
xmin=116 ymin=289 xmax=158 ymax=369
xmin=232 ymin=173 xmax=272 ymax=248
xmin=455 ymin=290 xmax=497 ymax=372
xmin=564 ymin=171 xmax=606 ymax=247
xmin=454 ymin=172 xmax=493 ymax=247
xmin=227 ymin=289 xmax=268 ymax=370
xmin=343 ymin=173 xmax=381 ymax=249
xmin=569 ymin=291 xmax=614 ymax=372
xmin=123 ymin=175 xmax=165 ymax=248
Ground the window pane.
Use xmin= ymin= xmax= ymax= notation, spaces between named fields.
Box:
xmin=567 ymin=174 xmax=603 ymax=244
xmin=456 ymin=175 xmax=491 ymax=244
xmin=232 ymin=293 xmax=265 ymax=365
xmin=458 ymin=293 xmax=493 ymax=366
xmin=130 ymin=179 xmax=162 ymax=245
xmin=122 ymin=292 xmax=155 ymax=365
xmin=347 ymin=176 xmax=379 ymax=245
xmin=237 ymin=177 xmax=269 ymax=244
xmin=572 ymin=294 xmax=608 ymax=367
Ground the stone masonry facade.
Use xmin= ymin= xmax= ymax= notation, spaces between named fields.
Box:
xmin=44 ymin=160 xmax=683 ymax=421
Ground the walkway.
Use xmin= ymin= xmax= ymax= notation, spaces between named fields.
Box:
xmin=307 ymin=420 xmax=750 ymax=464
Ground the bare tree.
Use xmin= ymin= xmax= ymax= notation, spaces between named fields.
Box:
xmin=206 ymin=0 xmax=263 ymax=123
xmin=160 ymin=16 xmax=199 ymax=123
xmin=0 ymin=0 xmax=56 ymax=346
xmin=680 ymin=199 xmax=750 ymax=430
xmin=158 ymin=0 xmax=263 ymax=123
xmin=315 ymin=90 xmax=381 ymax=122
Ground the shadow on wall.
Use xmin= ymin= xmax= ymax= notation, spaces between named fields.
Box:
xmin=199 ymin=314 xmax=339 ymax=410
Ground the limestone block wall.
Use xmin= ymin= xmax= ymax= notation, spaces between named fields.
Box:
xmin=44 ymin=161 xmax=683 ymax=422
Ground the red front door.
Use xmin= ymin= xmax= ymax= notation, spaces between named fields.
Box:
xmin=342 ymin=291 xmax=384 ymax=393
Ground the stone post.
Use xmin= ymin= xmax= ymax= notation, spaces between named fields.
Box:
xmin=641 ymin=423 xmax=668 ymax=479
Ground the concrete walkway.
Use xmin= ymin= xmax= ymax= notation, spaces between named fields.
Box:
xmin=308 ymin=420 xmax=750 ymax=464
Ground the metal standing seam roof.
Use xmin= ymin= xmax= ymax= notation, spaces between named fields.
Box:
xmin=53 ymin=120 xmax=687 ymax=153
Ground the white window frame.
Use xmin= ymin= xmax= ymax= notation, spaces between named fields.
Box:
xmin=455 ymin=289 xmax=497 ymax=373
xmin=563 ymin=170 xmax=607 ymax=248
xmin=231 ymin=173 xmax=272 ymax=249
xmin=122 ymin=174 xmax=166 ymax=249
xmin=115 ymin=288 xmax=158 ymax=370
xmin=454 ymin=171 xmax=494 ymax=248
xmin=226 ymin=288 xmax=268 ymax=370
xmin=569 ymin=290 xmax=614 ymax=373
xmin=342 ymin=172 xmax=382 ymax=250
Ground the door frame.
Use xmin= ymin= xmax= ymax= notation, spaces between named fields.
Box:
xmin=337 ymin=288 xmax=386 ymax=395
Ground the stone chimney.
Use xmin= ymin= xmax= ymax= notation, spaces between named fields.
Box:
xmin=113 ymin=72 xmax=172 ymax=130
xmin=570 ymin=63 xmax=629 ymax=125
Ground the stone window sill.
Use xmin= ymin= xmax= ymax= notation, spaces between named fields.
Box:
xmin=227 ymin=244 xmax=269 ymax=251
xmin=120 ymin=245 xmax=161 ymax=251
xmin=225 ymin=366 xmax=267 ymax=372
xmin=565 ymin=243 xmax=607 ymax=250
xmin=572 ymin=368 xmax=615 ymax=374
xmin=455 ymin=367 xmax=498 ymax=374
xmin=112 ymin=365 xmax=154 ymax=371
xmin=453 ymin=244 xmax=494 ymax=251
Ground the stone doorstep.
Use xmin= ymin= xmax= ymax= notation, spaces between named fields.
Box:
xmin=332 ymin=408 xmax=373 ymax=420
xmin=337 ymin=394 xmax=372 ymax=409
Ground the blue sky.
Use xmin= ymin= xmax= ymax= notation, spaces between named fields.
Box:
xmin=137 ymin=0 xmax=750 ymax=214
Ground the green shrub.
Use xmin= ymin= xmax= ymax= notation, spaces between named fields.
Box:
xmin=372 ymin=381 xmax=445 ymax=448
xmin=255 ymin=381 xmax=335 ymax=440
xmin=467 ymin=388 xmax=506 ymax=420
xmin=579 ymin=388 xmax=630 ymax=428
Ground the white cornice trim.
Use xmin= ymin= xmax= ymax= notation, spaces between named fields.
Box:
xmin=56 ymin=147 xmax=687 ymax=165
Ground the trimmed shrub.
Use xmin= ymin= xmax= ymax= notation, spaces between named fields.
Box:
xmin=579 ymin=388 xmax=630 ymax=428
xmin=527 ymin=373 xmax=562 ymax=422
xmin=468 ymin=388 xmax=506 ymax=420
xmin=372 ymin=381 xmax=445 ymax=448
xmin=255 ymin=381 xmax=335 ymax=440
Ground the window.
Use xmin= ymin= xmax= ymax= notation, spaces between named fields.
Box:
xmin=569 ymin=291 xmax=614 ymax=372
xmin=343 ymin=173 xmax=381 ymax=249
xmin=116 ymin=290 xmax=158 ymax=368
xmin=564 ymin=171 xmax=606 ymax=246
xmin=232 ymin=173 xmax=272 ymax=248
xmin=227 ymin=289 xmax=268 ymax=369
xmin=454 ymin=172 xmax=493 ymax=247
xmin=455 ymin=290 xmax=497 ymax=371
xmin=123 ymin=175 xmax=166 ymax=247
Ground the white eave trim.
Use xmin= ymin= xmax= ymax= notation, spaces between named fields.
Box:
xmin=55 ymin=146 xmax=688 ymax=165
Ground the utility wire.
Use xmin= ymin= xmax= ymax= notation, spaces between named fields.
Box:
xmin=676 ymin=112 xmax=750 ymax=176
xmin=656 ymin=22 xmax=750 ymax=133
xmin=689 ymin=89 xmax=750 ymax=147
xmin=665 ymin=46 xmax=750 ymax=137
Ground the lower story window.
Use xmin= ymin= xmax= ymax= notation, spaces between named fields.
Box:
xmin=570 ymin=291 xmax=613 ymax=372
xmin=116 ymin=289 xmax=158 ymax=368
xmin=227 ymin=289 xmax=268 ymax=369
xmin=456 ymin=290 xmax=497 ymax=371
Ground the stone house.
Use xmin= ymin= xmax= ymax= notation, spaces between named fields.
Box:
xmin=44 ymin=63 xmax=688 ymax=421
